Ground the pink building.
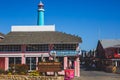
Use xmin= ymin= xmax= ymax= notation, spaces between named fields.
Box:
xmin=0 ymin=1 xmax=82 ymax=77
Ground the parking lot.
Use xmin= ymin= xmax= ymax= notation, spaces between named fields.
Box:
xmin=79 ymin=67 xmax=120 ymax=80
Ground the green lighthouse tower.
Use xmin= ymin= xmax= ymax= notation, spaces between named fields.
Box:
xmin=37 ymin=1 xmax=44 ymax=26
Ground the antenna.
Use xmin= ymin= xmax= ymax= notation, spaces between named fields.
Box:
xmin=98 ymin=25 xmax=101 ymax=40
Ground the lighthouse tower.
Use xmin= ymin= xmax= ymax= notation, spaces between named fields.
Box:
xmin=37 ymin=1 xmax=44 ymax=26
xmin=11 ymin=1 xmax=55 ymax=32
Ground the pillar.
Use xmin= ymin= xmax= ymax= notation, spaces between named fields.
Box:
xmin=21 ymin=44 xmax=26 ymax=64
xmin=36 ymin=57 xmax=38 ymax=70
xmin=22 ymin=54 xmax=25 ymax=64
xmin=115 ymin=61 xmax=117 ymax=67
xmin=74 ymin=57 xmax=80 ymax=77
xmin=74 ymin=60 xmax=77 ymax=76
xmin=5 ymin=57 xmax=9 ymax=71
xmin=64 ymin=56 xmax=68 ymax=69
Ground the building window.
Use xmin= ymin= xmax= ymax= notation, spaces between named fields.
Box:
xmin=9 ymin=57 xmax=21 ymax=69
xmin=26 ymin=57 xmax=36 ymax=70
xmin=57 ymin=57 xmax=64 ymax=70
xmin=26 ymin=44 xmax=48 ymax=51
xmin=38 ymin=57 xmax=42 ymax=62
xmin=0 ymin=45 xmax=21 ymax=52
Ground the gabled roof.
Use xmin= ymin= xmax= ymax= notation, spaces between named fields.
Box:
xmin=99 ymin=39 xmax=120 ymax=48
xmin=0 ymin=31 xmax=82 ymax=45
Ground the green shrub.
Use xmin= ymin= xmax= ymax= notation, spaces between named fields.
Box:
xmin=16 ymin=64 xmax=28 ymax=74
xmin=9 ymin=64 xmax=29 ymax=75
xmin=20 ymin=72 xmax=26 ymax=75
xmin=7 ymin=72 xmax=12 ymax=75
xmin=0 ymin=69 xmax=5 ymax=74
xmin=29 ymin=70 xmax=40 ymax=76
xmin=9 ymin=64 xmax=15 ymax=74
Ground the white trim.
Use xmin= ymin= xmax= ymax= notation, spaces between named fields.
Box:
xmin=38 ymin=9 xmax=45 ymax=11
xmin=11 ymin=25 xmax=55 ymax=32
xmin=0 ymin=54 xmax=22 ymax=57
xmin=0 ymin=53 xmax=49 ymax=57
xmin=25 ymin=53 xmax=49 ymax=57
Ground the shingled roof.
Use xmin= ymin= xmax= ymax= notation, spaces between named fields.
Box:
xmin=99 ymin=39 xmax=120 ymax=48
xmin=0 ymin=31 xmax=82 ymax=45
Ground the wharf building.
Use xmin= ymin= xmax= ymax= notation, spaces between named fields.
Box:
xmin=0 ymin=1 xmax=82 ymax=77
xmin=96 ymin=40 xmax=120 ymax=73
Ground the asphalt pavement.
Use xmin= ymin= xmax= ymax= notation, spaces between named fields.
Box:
xmin=79 ymin=66 xmax=120 ymax=80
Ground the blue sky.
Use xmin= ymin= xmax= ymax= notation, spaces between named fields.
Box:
xmin=0 ymin=0 xmax=120 ymax=51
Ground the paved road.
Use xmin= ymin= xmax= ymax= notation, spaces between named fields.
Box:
xmin=79 ymin=67 xmax=120 ymax=80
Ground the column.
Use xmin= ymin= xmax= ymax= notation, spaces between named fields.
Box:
xmin=74 ymin=60 xmax=77 ymax=76
xmin=74 ymin=57 xmax=80 ymax=77
xmin=64 ymin=56 xmax=68 ymax=69
xmin=22 ymin=54 xmax=25 ymax=64
xmin=21 ymin=44 xmax=26 ymax=64
xmin=36 ymin=57 xmax=38 ymax=70
xmin=115 ymin=61 xmax=117 ymax=67
xmin=77 ymin=57 xmax=80 ymax=77
xmin=5 ymin=57 xmax=9 ymax=71
xmin=21 ymin=45 xmax=26 ymax=53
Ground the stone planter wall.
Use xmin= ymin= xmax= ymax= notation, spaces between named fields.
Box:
xmin=0 ymin=75 xmax=64 ymax=80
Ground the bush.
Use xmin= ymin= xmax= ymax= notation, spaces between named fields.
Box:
xmin=16 ymin=64 xmax=28 ymax=74
xmin=0 ymin=69 xmax=5 ymax=74
xmin=7 ymin=72 xmax=12 ymax=75
xmin=9 ymin=64 xmax=29 ymax=75
xmin=29 ymin=70 xmax=40 ymax=76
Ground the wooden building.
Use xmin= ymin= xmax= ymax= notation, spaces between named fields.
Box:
xmin=96 ymin=40 xmax=120 ymax=72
